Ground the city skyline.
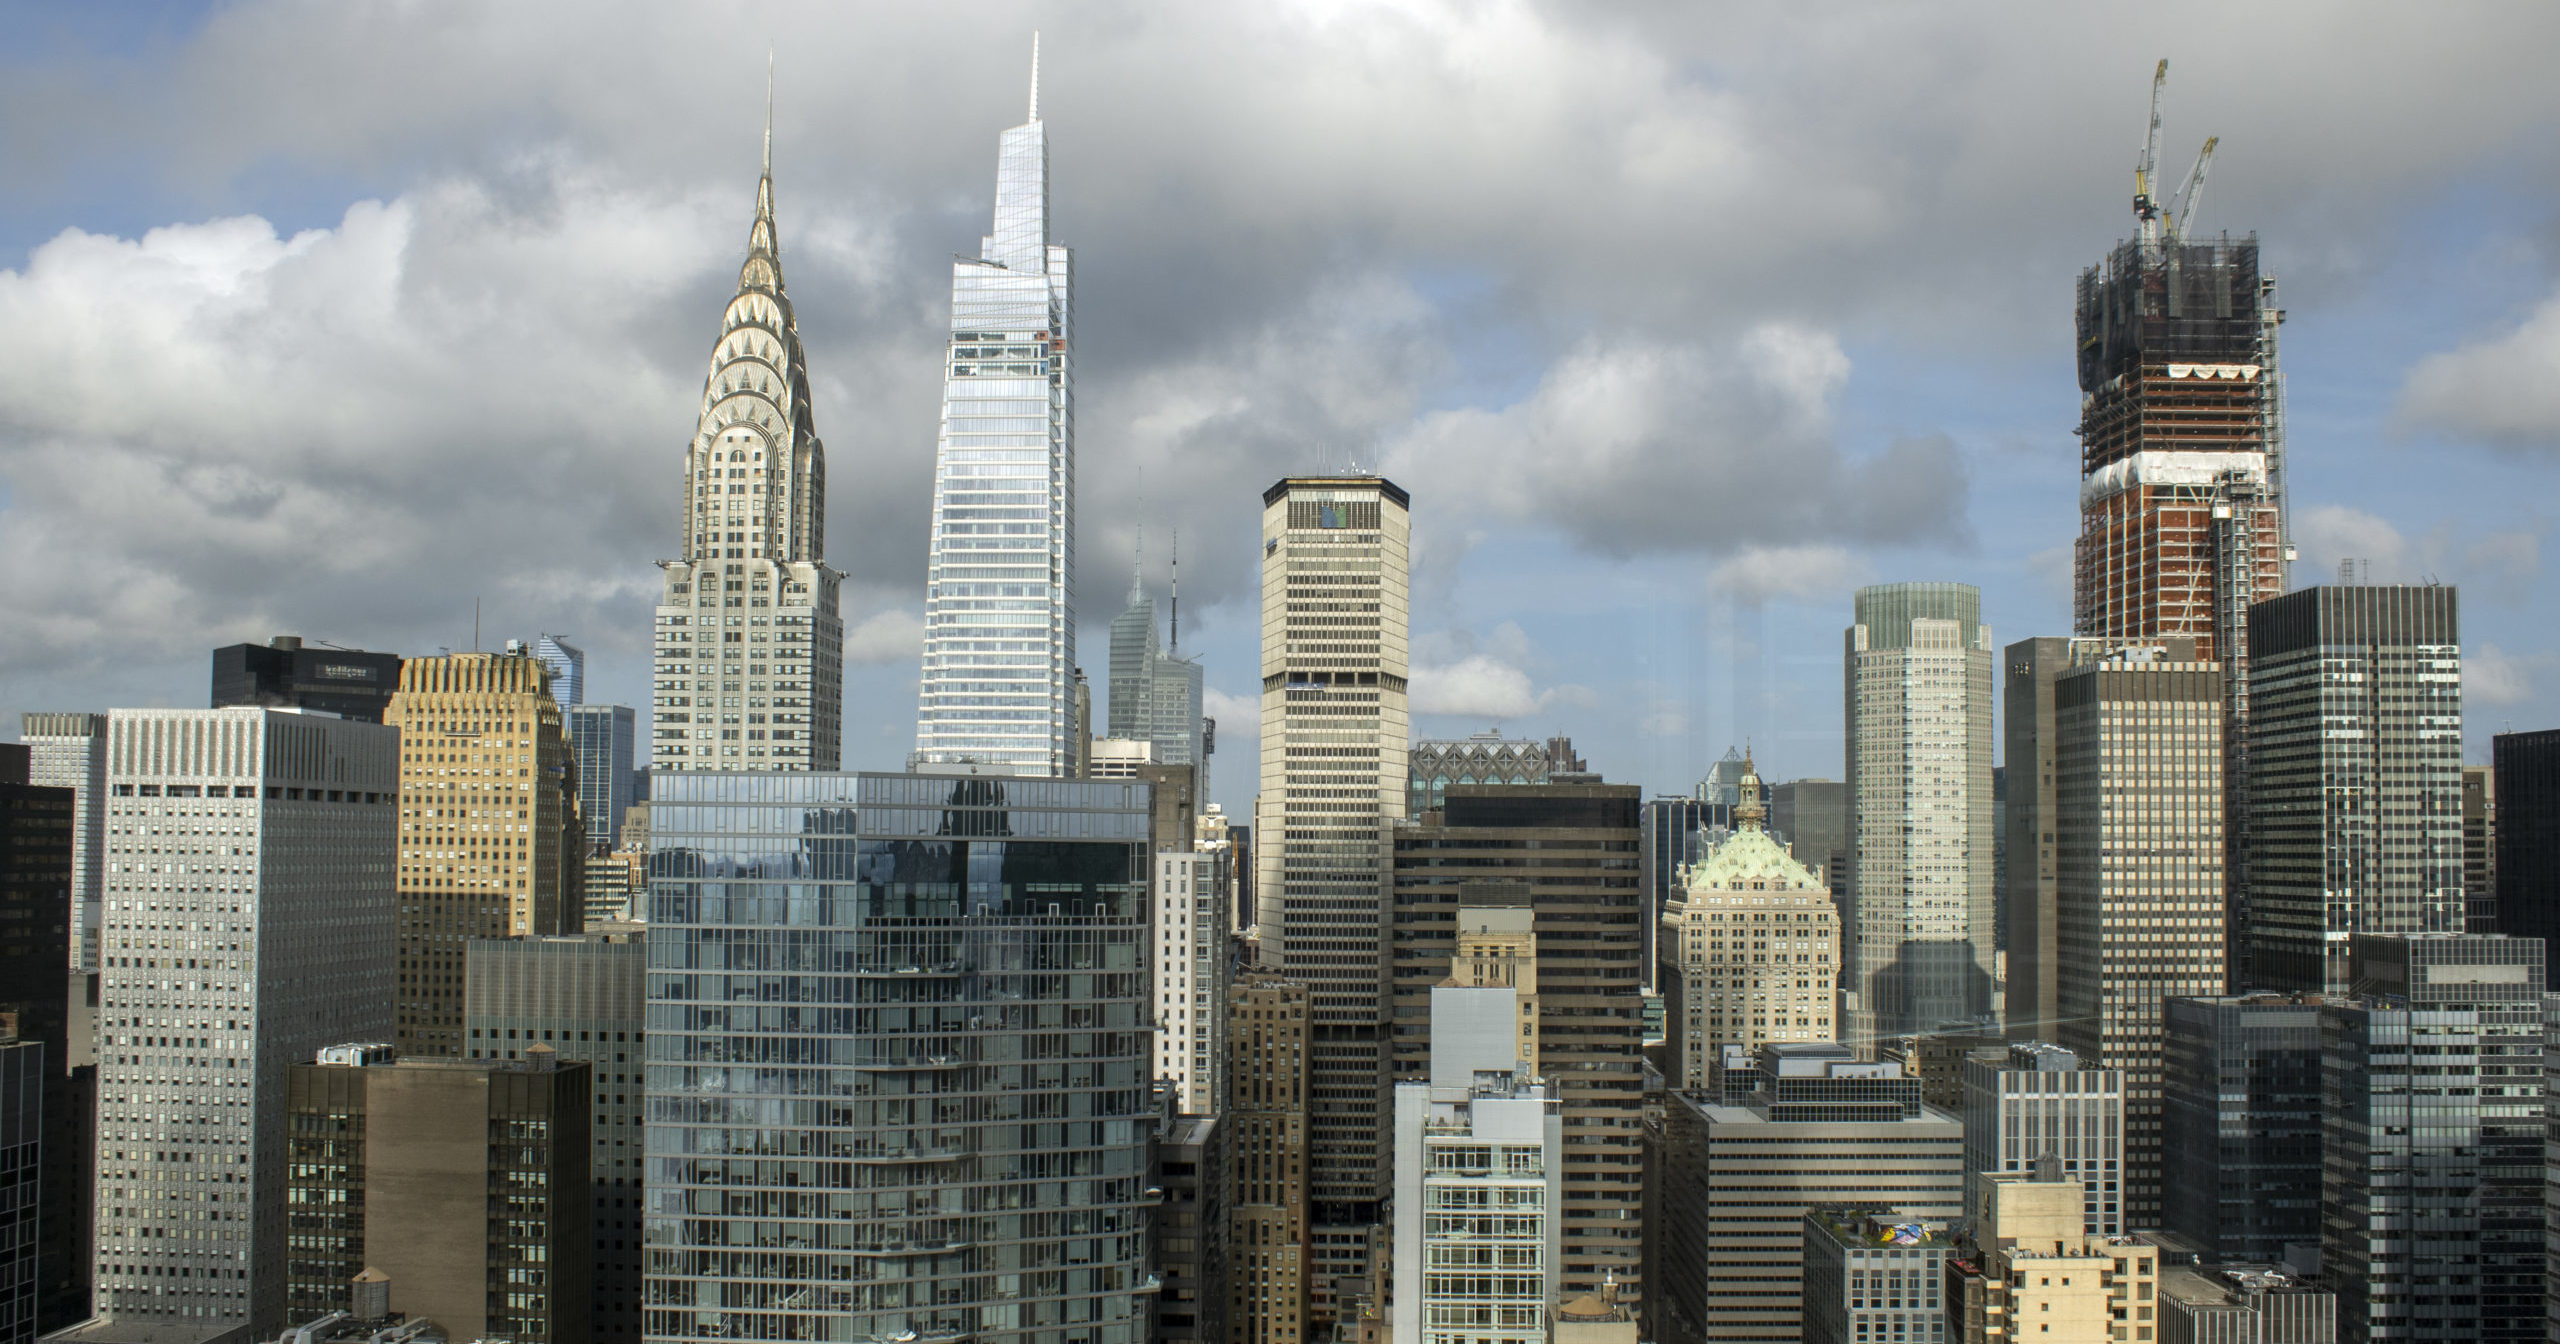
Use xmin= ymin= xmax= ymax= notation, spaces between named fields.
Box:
xmin=5 ymin=6 xmax=2560 ymax=820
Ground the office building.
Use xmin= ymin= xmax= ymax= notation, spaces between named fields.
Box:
xmin=2323 ymin=935 xmax=2545 ymax=1343
xmin=2160 ymin=994 xmax=2325 ymax=1264
xmin=2157 ymin=1264 xmax=2336 ymax=1344
xmin=1945 ymin=1173 xmax=2160 ymax=1344
xmin=643 ymin=771 xmax=1153 ymax=1344
xmin=565 ymin=706 xmax=636 ymax=849
xmin=1390 ymin=983 xmax=1564 ymax=1344
xmin=209 ymin=635 xmax=402 ymax=722
xmin=912 ymin=51 xmax=1075 ymax=775
xmin=0 ymin=754 xmax=76 ymax=1339
xmin=532 ymin=635 xmax=584 ymax=707
xmin=465 ymin=933 xmax=646 ymax=1342
xmin=2494 ymin=730 xmax=2560 ymax=977
xmin=1390 ymin=783 xmax=1646 ymax=1304
xmin=1407 ymin=732 xmax=1586 ymax=819
xmin=2245 ymin=587 xmax=2463 ymax=995
xmin=647 ymin=106 xmax=844 ymax=775
xmin=1226 ymin=975 xmax=1310 ymax=1344
xmin=20 ymin=714 xmax=106 ymax=974
xmin=1659 ymin=758 xmax=1838 ymax=1086
xmin=386 ymin=652 xmax=582 ymax=1057
xmin=1767 ymin=779 xmax=1847 ymax=897
xmin=1253 ymin=474 xmax=1411 ymax=1285
xmin=1109 ymin=559 xmax=1209 ymax=802
xmin=1655 ymin=1044 xmax=1963 ymax=1344
xmin=2547 ymin=992 xmax=2560 ymax=1344
xmin=1154 ymin=1115 xmax=1224 ymax=1344
xmin=1091 ymin=737 xmax=1156 ymax=779
xmin=2052 ymin=649 xmax=2225 ymax=1224
xmin=1 ymin=1040 xmax=37 ymax=1344
xmin=1638 ymin=795 xmax=1723 ymax=994
xmin=90 ymin=708 xmax=398 ymax=1333
xmin=1801 ymin=1208 xmax=1952 ymax=1344
xmin=1843 ymin=582 xmax=1995 ymax=1042
xmin=1698 ymin=746 xmax=1748 ymax=806
xmin=1959 ymin=1043 xmax=2124 ymax=1235
xmin=2463 ymin=766 xmax=2496 ymax=934
xmin=282 ymin=1045 xmax=589 ymax=1344
xmin=1156 ymin=849 xmax=1231 ymax=1114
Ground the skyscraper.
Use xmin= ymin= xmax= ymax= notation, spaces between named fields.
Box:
xmin=0 ymin=749 xmax=78 ymax=1337
xmin=20 ymin=713 xmax=106 ymax=974
xmin=387 ymin=651 xmax=583 ymax=1057
xmin=566 ymin=703 xmax=637 ymax=848
xmin=1843 ymin=582 xmax=1995 ymax=1043
xmin=210 ymin=634 xmax=402 ymax=722
xmin=2494 ymin=729 xmax=2560 ymax=976
xmin=1659 ymin=759 xmax=1840 ymax=1086
xmin=2160 ymin=993 xmax=2325 ymax=1263
xmin=1108 ymin=555 xmax=1208 ymax=797
xmin=649 ymin=97 xmax=843 ymax=774
xmin=2462 ymin=764 xmax=2496 ymax=933
xmin=1226 ymin=975 xmax=1311 ymax=1344
xmin=90 ymin=707 xmax=398 ymax=1333
xmin=1958 ymin=1043 xmax=2125 ymax=1236
xmin=1254 ymin=475 xmax=1411 ymax=1286
xmin=913 ymin=45 xmax=1076 ymax=775
xmin=534 ymin=633 xmax=586 ymax=707
xmin=2242 ymin=586 xmax=2463 ymax=995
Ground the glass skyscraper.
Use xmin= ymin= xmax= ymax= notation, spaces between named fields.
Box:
xmin=642 ymin=770 xmax=1155 ymax=1344
xmin=567 ymin=704 xmax=638 ymax=847
xmin=914 ymin=45 xmax=1076 ymax=776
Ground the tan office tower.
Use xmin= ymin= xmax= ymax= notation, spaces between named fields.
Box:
xmin=650 ymin=111 xmax=843 ymax=773
xmin=2053 ymin=651 xmax=2225 ymax=1227
xmin=1252 ymin=475 xmax=1409 ymax=1299
xmin=1660 ymin=756 xmax=1839 ymax=1087
xmin=389 ymin=650 xmax=583 ymax=1057
xmin=1227 ymin=974 xmax=1311 ymax=1344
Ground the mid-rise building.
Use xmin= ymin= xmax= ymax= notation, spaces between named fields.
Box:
xmin=1390 ymin=983 xmax=1564 ymax=1344
xmin=90 ymin=707 xmax=398 ymax=1333
xmin=283 ymin=1046 xmax=590 ymax=1344
xmin=1958 ymin=1042 xmax=2124 ymax=1236
xmin=386 ymin=651 xmax=582 ymax=1057
xmin=1945 ymin=1173 xmax=2160 ymax=1344
xmin=647 ymin=111 xmax=843 ymax=774
xmin=912 ymin=52 xmax=1075 ymax=774
xmin=2494 ymin=729 xmax=2560 ymax=978
xmin=2156 ymin=1264 xmax=2337 ymax=1344
xmin=1091 ymin=737 xmax=1156 ymax=779
xmin=565 ymin=705 xmax=636 ymax=849
xmin=210 ymin=635 xmax=402 ymax=722
xmin=2244 ymin=587 xmax=2463 ymax=995
xmin=1226 ymin=975 xmax=1310 ymax=1344
xmin=1843 ymin=582 xmax=1995 ymax=1042
xmin=465 ymin=933 xmax=647 ymax=1342
xmin=1801 ymin=1208 xmax=1952 ymax=1344
xmin=1154 ymin=1115 xmax=1225 ymax=1344
xmin=644 ymin=771 xmax=1153 ymax=1344
xmin=1156 ymin=848 xmax=1232 ymax=1114
xmin=1390 ymin=783 xmax=1646 ymax=1304
xmin=1253 ymin=474 xmax=1411 ymax=1289
xmin=2160 ymin=993 xmax=2326 ymax=1264
xmin=1656 ymin=1044 xmax=1963 ymax=1344
xmin=1407 ymin=732 xmax=1586 ymax=818
xmin=20 ymin=714 xmax=106 ymax=974
xmin=533 ymin=634 xmax=585 ymax=707
xmin=1659 ymin=758 xmax=1838 ymax=1086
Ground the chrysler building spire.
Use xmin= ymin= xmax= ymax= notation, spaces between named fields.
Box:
xmin=649 ymin=87 xmax=844 ymax=772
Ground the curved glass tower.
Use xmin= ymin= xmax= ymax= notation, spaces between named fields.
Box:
xmin=914 ymin=43 xmax=1076 ymax=775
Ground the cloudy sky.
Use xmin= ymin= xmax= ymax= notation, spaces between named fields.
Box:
xmin=5 ymin=1 xmax=2558 ymax=816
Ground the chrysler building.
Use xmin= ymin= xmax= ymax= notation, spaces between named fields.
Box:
xmin=650 ymin=102 xmax=843 ymax=771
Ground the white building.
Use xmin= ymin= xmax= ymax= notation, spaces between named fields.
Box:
xmin=1660 ymin=753 xmax=1839 ymax=1087
xmin=913 ymin=46 xmax=1077 ymax=776
xmin=90 ymin=707 xmax=398 ymax=1332
xmin=1392 ymin=984 xmax=1564 ymax=1344
xmin=1843 ymin=582 xmax=1995 ymax=1043
xmin=22 ymin=711 xmax=108 ymax=971
xmin=1153 ymin=848 xmax=1231 ymax=1114
xmin=1959 ymin=1042 xmax=2125 ymax=1236
xmin=1089 ymin=736 xmax=1154 ymax=779
xmin=649 ymin=104 xmax=843 ymax=773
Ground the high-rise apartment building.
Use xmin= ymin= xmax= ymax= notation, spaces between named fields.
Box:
xmin=465 ymin=932 xmax=647 ymax=1343
xmin=2052 ymin=650 xmax=2225 ymax=1225
xmin=1843 ymin=582 xmax=1995 ymax=1043
xmin=2244 ymin=587 xmax=2463 ymax=995
xmin=1155 ymin=848 xmax=1231 ymax=1114
xmin=1390 ymin=783 xmax=1646 ymax=1304
xmin=90 ymin=707 xmax=397 ymax=1333
xmin=210 ymin=635 xmax=403 ymax=722
xmin=644 ymin=771 xmax=1154 ymax=1344
xmin=1253 ymin=474 xmax=1411 ymax=1270
xmin=20 ymin=713 xmax=106 ymax=973
xmin=283 ymin=1045 xmax=591 ymax=1344
xmin=566 ymin=704 xmax=637 ymax=848
xmin=913 ymin=52 xmax=1076 ymax=775
xmin=387 ymin=651 xmax=583 ymax=1057
xmin=1659 ymin=761 xmax=1839 ymax=1086
xmin=1958 ymin=1043 xmax=2124 ymax=1235
xmin=2160 ymin=993 xmax=2325 ymax=1264
xmin=2496 ymin=730 xmax=2560 ymax=979
xmin=533 ymin=634 xmax=585 ymax=707
xmin=648 ymin=114 xmax=843 ymax=775
xmin=2322 ymin=934 xmax=2546 ymax=1344
xmin=1226 ymin=975 xmax=1310 ymax=1344
xmin=1407 ymin=733 xmax=1586 ymax=819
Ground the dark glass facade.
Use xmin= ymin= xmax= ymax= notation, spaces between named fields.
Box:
xmin=2160 ymin=994 xmax=2325 ymax=1263
xmin=2493 ymin=730 xmax=2560 ymax=979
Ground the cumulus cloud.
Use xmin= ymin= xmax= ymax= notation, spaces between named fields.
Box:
xmin=843 ymin=606 xmax=926 ymax=665
xmin=2291 ymin=505 xmax=2543 ymax=599
xmin=1409 ymin=623 xmax=1592 ymax=720
xmin=2468 ymin=642 xmax=2544 ymax=707
xmin=2399 ymin=291 xmax=2560 ymax=450
xmin=1705 ymin=545 xmax=1869 ymax=607
xmin=1203 ymin=687 xmax=1261 ymax=748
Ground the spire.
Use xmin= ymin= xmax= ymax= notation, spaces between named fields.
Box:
xmin=1129 ymin=526 xmax=1144 ymax=607
xmin=763 ymin=48 xmax=774 ymax=180
xmin=1028 ymin=31 xmax=1041 ymax=123
xmin=1735 ymin=746 xmax=1766 ymax=831
xmin=742 ymin=58 xmax=781 ymax=293
xmin=1170 ymin=528 xmax=1180 ymax=653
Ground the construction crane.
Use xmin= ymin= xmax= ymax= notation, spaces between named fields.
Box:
xmin=2166 ymin=136 xmax=2219 ymax=246
xmin=2132 ymin=58 xmax=2168 ymax=244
